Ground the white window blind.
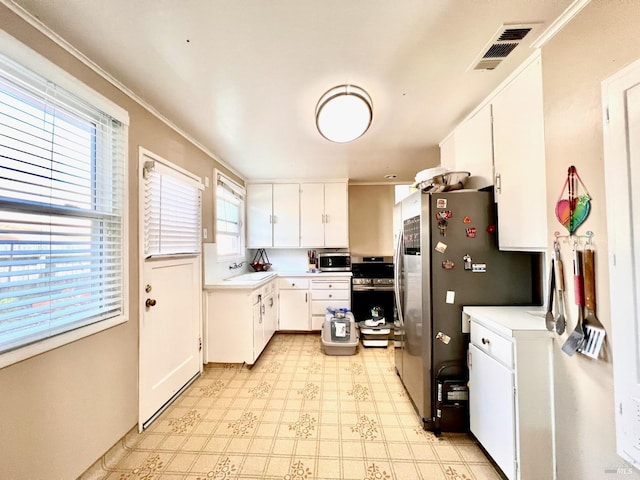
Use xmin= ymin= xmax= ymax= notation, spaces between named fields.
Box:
xmin=0 ymin=52 xmax=126 ymax=355
xmin=143 ymin=159 xmax=202 ymax=258
xmin=216 ymin=173 xmax=244 ymax=257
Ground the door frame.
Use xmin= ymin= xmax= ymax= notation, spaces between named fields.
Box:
xmin=602 ymin=56 xmax=640 ymax=469
xmin=137 ymin=146 xmax=204 ymax=429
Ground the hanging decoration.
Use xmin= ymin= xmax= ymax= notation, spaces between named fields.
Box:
xmin=555 ymin=165 xmax=591 ymax=235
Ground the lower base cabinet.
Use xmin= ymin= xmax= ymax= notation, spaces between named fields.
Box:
xmin=278 ymin=277 xmax=310 ymax=331
xmin=465 ymin=307 xmax=554 ymax=480
xmin=205 ymin=279 xmax=277 ymax=365
xmin=310 ymin=277 xmax=350 ymax=330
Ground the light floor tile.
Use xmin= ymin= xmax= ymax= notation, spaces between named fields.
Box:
xmin=81 ymin=333 xmax=501 ymax=480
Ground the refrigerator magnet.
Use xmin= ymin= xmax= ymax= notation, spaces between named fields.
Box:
xmin=465 ymin=227 xmax=477 ymax=238
xmin=435 ymin=241 xmax=447 ymax=253
xmin=436 ymin=198 xmax=447 ymax=209
xmin=445 ymin=290 xmax=455 ymax=303
xmin=463 ymin=254 xmax=472 ymax=270
xmin=436 ymin=332 xmax=451 ymax=345
xmin=442 ymin=260 xmax=455 ymax=270
xmin=463 ymin=215 xmax=472 ymax=224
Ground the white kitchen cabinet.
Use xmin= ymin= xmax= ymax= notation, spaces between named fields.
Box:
xmin=310 ymin=277 xmax=351 ymax=330
xmin=464 ymin=306 xmax=554 ymax=480
xmin=246 ymin=183 xmax=300 ymax=248
xmin=439 ymin=133 xmax=456 ymax=171
xmin=492 ymin=56 xmax=547 ymax=251
xmin=455 ymin=103 xmax=494 ymax=190
xmin=205 ymin=278 xmax=277 ymax=365
xmin=278 ymin=277 xmax=310 ymax=331
xmin=300 ymin=182 xmax=349 ymax=248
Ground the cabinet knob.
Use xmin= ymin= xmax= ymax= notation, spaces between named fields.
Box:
xmin=481 ymin=337 xmax=490 ymax=345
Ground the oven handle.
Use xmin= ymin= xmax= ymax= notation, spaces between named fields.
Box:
xmin=353 ymin=285 xmax=394 ymax=292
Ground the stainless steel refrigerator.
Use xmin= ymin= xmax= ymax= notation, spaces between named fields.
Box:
xmin=393 ymin=189 xmax=541 ymax=432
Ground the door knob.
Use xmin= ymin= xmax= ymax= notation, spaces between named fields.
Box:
xmin=145 ymin=298 xmax=157 ymax=308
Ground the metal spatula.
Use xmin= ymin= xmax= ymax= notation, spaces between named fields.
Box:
xmin=578 ymin=248 xmax=606 ymax=359
xmin=554 ymin=242 xmax=566 ymax=334
xmin=561 ymin=249 xmax=585 ymax=356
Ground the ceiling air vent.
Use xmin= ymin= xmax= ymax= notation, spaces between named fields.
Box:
xmin=469 ymin=24 xmax=537 ymax=71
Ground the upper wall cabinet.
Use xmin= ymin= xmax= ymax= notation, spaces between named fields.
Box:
xmin=246 ymin=183 xmax=300 ymax=248
xmin=492 ymin=56 xmax=547 ymax=251
xmin=300 ymin=182 xmax=349 ymax=248
xmin=455 ymin=103 xmax=494 ymax=190
xmin=440 ymin=53 xmax=547 ymax=252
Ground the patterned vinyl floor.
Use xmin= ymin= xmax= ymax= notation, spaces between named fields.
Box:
xmin=82 ymin=333 xmax=502 ymax=480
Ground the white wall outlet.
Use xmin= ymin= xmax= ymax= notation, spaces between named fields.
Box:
xmin=204 ymin=176 xmax=210 ymax=187
xmin=203 ymin=228 xmax=208 ymax=239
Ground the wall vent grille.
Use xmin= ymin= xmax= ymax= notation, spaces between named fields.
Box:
xmin=470 ymin=24 xmax=537 ymax=71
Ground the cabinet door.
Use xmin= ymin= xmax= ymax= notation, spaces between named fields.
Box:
xmin=252 ymin=297 xmax=264 ymax=363
xmin=439 ymin=134 xmax=456 ymax=170
xmin=273 ymin=183 xmax=300 ymax=247
xmin=323 ymin=183 xmax=349 ymax=247
xmin=492 ymin=57 xmax=547 ymax=251
xmin=246 ymin=184 xmax=273 ymax=248
xmin=456 ymin=104 xmax=494 ymax=190
xmin=279 ymin=289 xmax=309 ymax=330
xmin=300 ymin=183 xmax=325 ymax=247
xmin=263 ymin=292 xmax=278 ymax=344
xmin=469 ymin=343 xmax=516 ymax=480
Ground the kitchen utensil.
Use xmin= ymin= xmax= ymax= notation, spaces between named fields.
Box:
xmin=578 ymin=248 xmax=606 ymax=359
xmin=554 ymin=242 xmax=567 ymax=334
xmin=545 ymin=258 xmax=556 ymax=332
xmin=561 ymin=249 xmax=585 ymax=356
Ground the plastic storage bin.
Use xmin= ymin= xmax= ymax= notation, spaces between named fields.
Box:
xmin=321 ymin=312 xmax=359 ymax=355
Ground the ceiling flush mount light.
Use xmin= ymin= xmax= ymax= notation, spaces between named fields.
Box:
xmin=315 ymin=84 xmax=372 ymax=143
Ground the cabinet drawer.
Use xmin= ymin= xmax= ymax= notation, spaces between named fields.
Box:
xmin=311 ymin=300 xmax=350 ymax=316
xmin=263 ymin=280 xmax=277 ymax=295
xmin=470 ymin=321 xmax=513 ymax=368
xmin=278 ymin=277 xmax=310 ymax=290
xmin=312 ymin=289 xmax=349 ymax=301
xmin=311 ymin=279 xmax=350 ymax=290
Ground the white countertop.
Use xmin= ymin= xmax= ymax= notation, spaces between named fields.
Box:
xmin=462 ymin=306 xmax=551 ymax=338
xmin=204 ymin=270 xmax=352 ymax=289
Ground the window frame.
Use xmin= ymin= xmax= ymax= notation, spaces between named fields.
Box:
xmin=214 ymin=169 xmax=245 ymax=262
xmin=0 ymin=32 xmax=129 ymax=369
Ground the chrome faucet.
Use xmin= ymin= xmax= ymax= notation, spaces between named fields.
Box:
xmin=229 ymin=261 xmax=247 ymax=270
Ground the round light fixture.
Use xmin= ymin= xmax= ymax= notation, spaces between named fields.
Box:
xmin=315 ymin=84 xmax=372 ymax=143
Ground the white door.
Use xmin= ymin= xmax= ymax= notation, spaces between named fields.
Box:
xmin=324 ymin=183 xmax=349 ymax=247
xmin=140 ymin=256 xmax=201 ymax=426
xmin=469 ymin=344 xmax=516 ymax=480
xmin=138 ymin=148 xmax=203 ymax=429
xmin=279 ymin=289 xmax=309 ymax=330
xmin=246 ymin=183 xmax=273 ymax=248
xmin=603 ymin=59 xmax=640 ymax=469
xmin=300 ymin=183 xmax=325 ymax=247
xmin=273 ymin=183 xmax=300 ymax=247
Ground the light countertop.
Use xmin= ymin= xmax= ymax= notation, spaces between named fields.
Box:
xmin=462 ymin=306 xmax=551 ymax=338
xmin=205 ymin=270 xmax=352 ymax=289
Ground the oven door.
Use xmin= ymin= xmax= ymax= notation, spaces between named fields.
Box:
xmin=351 ymin=283 xmax=395 ymax=323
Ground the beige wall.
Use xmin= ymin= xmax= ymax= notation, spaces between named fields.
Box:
xmin=348 ymin=185 xmax=395 ymax=257
xmin=542 ymin=2 xmax=640 ymax=478
xmin=0 ymin=5 xmax=237 ymax=479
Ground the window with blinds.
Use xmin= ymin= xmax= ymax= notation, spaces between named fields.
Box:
xmin=143 ymin=157 xmax=202 ymax=258
xmin=216 ymin=172 xmax=245 ymax=257
xmin=0 ymin=51 xmax=127 ymax=357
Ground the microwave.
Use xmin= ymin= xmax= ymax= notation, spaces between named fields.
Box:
xmin=318 ymin=252 xmax=351 ymax=272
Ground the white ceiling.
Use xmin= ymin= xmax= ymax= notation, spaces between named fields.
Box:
xmin=13 ymin=0 xmax=574 ymax=183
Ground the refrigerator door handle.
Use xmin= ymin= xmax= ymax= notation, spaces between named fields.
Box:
xmin=394 ymin=230 xmax=404 ymax=325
